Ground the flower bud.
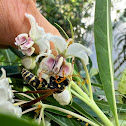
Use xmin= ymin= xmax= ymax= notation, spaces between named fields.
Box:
xmin=53 ymin=87 xmax=71 ymax=105
xmin=15 ymin=34 xmax=35 ymax=56
xmin=21 ymin=57 xmax=36 ymax=70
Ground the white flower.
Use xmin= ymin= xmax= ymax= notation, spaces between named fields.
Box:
xmin=37 ymin=36 xmax=91 ymax=79
xmin=15 ymin=13 xmax=52 ymax=58
xmin=21 ymin=56 xmax=36 ymax=70
xmin=15 ymin=33 xmax=35 ymax=56
xmin=38 ymin=54 xmax=72 ymax=79
xmin=0 ymin=68 xmax=14 ymax=103
xmin=46 ymin=35 xmax=92 ymax=65
xmin=0 ymin=68 xmax=22 ymax=117
xmin=0 ymin=101 xmax=22 ymax=117
xmin=25 ymin=13 xmax=52 ymax=61
xmin=53 ymin=87 xmax=71 ymax=105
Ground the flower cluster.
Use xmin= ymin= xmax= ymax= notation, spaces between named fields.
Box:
xmin=0 ymin=68 xmax=22 ymax=117
xmin=14 ymin=13 xmax=92 ymax=106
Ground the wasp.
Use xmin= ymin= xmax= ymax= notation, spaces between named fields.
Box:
xmin=17 ymin=68 xmax=69 ymax=107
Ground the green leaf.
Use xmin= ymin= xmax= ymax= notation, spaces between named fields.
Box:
xmin=0 ymin=113 xmax=38 ymax=126
xmin=9 ymin=46 xmax=24 ymax=58
xmin=45 ymin=97 xmax=101 ymax=125
xmin=118 ymin=68 xmax=126 ymax=94
xmin=46 ymin=108 xmax=67 ymax=116
xmin=96 ymin=100 xmax=126 ymax=115
xmin=71 ymin=98 xmax=102 ymax=125
xmin=0 ymin=66 xmax=21 ymax=77
xmin=91 ymin=83 xmax=103 ymax=88
xmin=94 ymin=0 xmax=119 ymax=125
xmin=44 ymin=97 xmax=101 ymax=125
xmin=45 ymin=111 xmax=86 ymax=126
xmin=89 ymin=67 xmax=98 ymax=78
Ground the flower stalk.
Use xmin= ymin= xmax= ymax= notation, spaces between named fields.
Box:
xmin=73 ymin=69 xmax=89 ymax=95
xmin=22 ymin=107 xmax=37 ymax=115
xmin=81 ymin=59 xmax=93 ymax=99
xmin=71 ymin=81 xmax=113 ymax=126
xmin=44 ymin=104 xmax=99 ymax=126
xmin=38 ymin=106 xmax=45 ymax=125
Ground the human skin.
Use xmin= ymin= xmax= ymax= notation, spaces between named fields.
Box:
xmin=0 ymin=0 xmax=61 ymax=54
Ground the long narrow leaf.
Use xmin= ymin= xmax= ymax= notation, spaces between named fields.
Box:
xmin=94 ymin=0 xmax=119 ymax=125
xmin=0 ymin=114 xmax=39 ymax=126
xmin=45 ymin=111 xmax=86 ymax=126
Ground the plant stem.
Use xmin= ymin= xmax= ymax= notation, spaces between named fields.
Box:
xmin=22 ymin=107 xmax=37 ymax=115
xmin=81 ymin=60 xmax=93 ymax=99
xmin=41 ymin=108 xmax=45 ymax=126
xmin=16 ymin=93 xmax=34 ymax=100
xmin=71 ymin=81 xmax=90 ymax=102
xmin=70 ymin=89 xmax=91 ymax=107
xmin=73 ymin=69 xmax=89 ymax=95
xmin=13 ymin=101 xmax=29 ymax=106
xmin=71 ymin=88 xmax=113 ymax=126
xmin=44 ymin=104 xmax=99 ymax=126
xmin=89 ymin=100 xmax=114 ymax=126
xmin=55 ymin=23 xmax=69 ymax=40
xmin=38 ymin=106 xmax=45 ymax=125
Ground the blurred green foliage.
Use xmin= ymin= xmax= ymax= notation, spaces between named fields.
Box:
xmin=37 ymin=0 xmax=94 ymax=46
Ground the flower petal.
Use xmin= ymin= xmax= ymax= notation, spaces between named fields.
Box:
xmin=15 ymin=33 xmax=28 ymax=46
xmin=25 ymin=13 xmax=45 ymax=41
xmin=0 ymin=79 xmax=14 ymax=103
xmin=25 ymin=13 xmax=51 ymax=54
xmin=53 ymin=57 xmax=63 ymax=74
xmin=66 ymin=43 xmax=92 ymax=56
xmin=66 ymin=43 xmax=92 ymax=65
xmin=58 ymin=62 xmax=72 ymax=77
xmin=0 ymin=83 xmax=9 ymax=103
xmin=0 ymin=68 xmax=14 ymax=103
xmin=53 ymin=88 xmax=71 ymax=105
xmin=22 ymin=47 xmax=35 ymax=56
xmin=35 ymin=52 xmax=51 ymax=63
xmin=40 ymin=54 xmax=55 ymax=71
xmin=0 ymin=68 xmax=6 ymax=80
xmin=37 ymin=68 xmax=49 ymax=82
xmin=37 ymin=38 xmax=51 ymax=54
xmin=47 ymin=35 xmax=67 ymax=54
xmin=8 ymin=86 xmax=14 ymax=103
xmin=0 ymin=101 xmax=22 ymax=117
xmin=21 ymin=57 xmax=36 ymax=70
xmin=20 ymin=41 xmax=34 ymax=50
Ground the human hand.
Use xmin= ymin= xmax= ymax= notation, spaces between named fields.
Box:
xmin=0 ymin=0 xmax=61 ymax=53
